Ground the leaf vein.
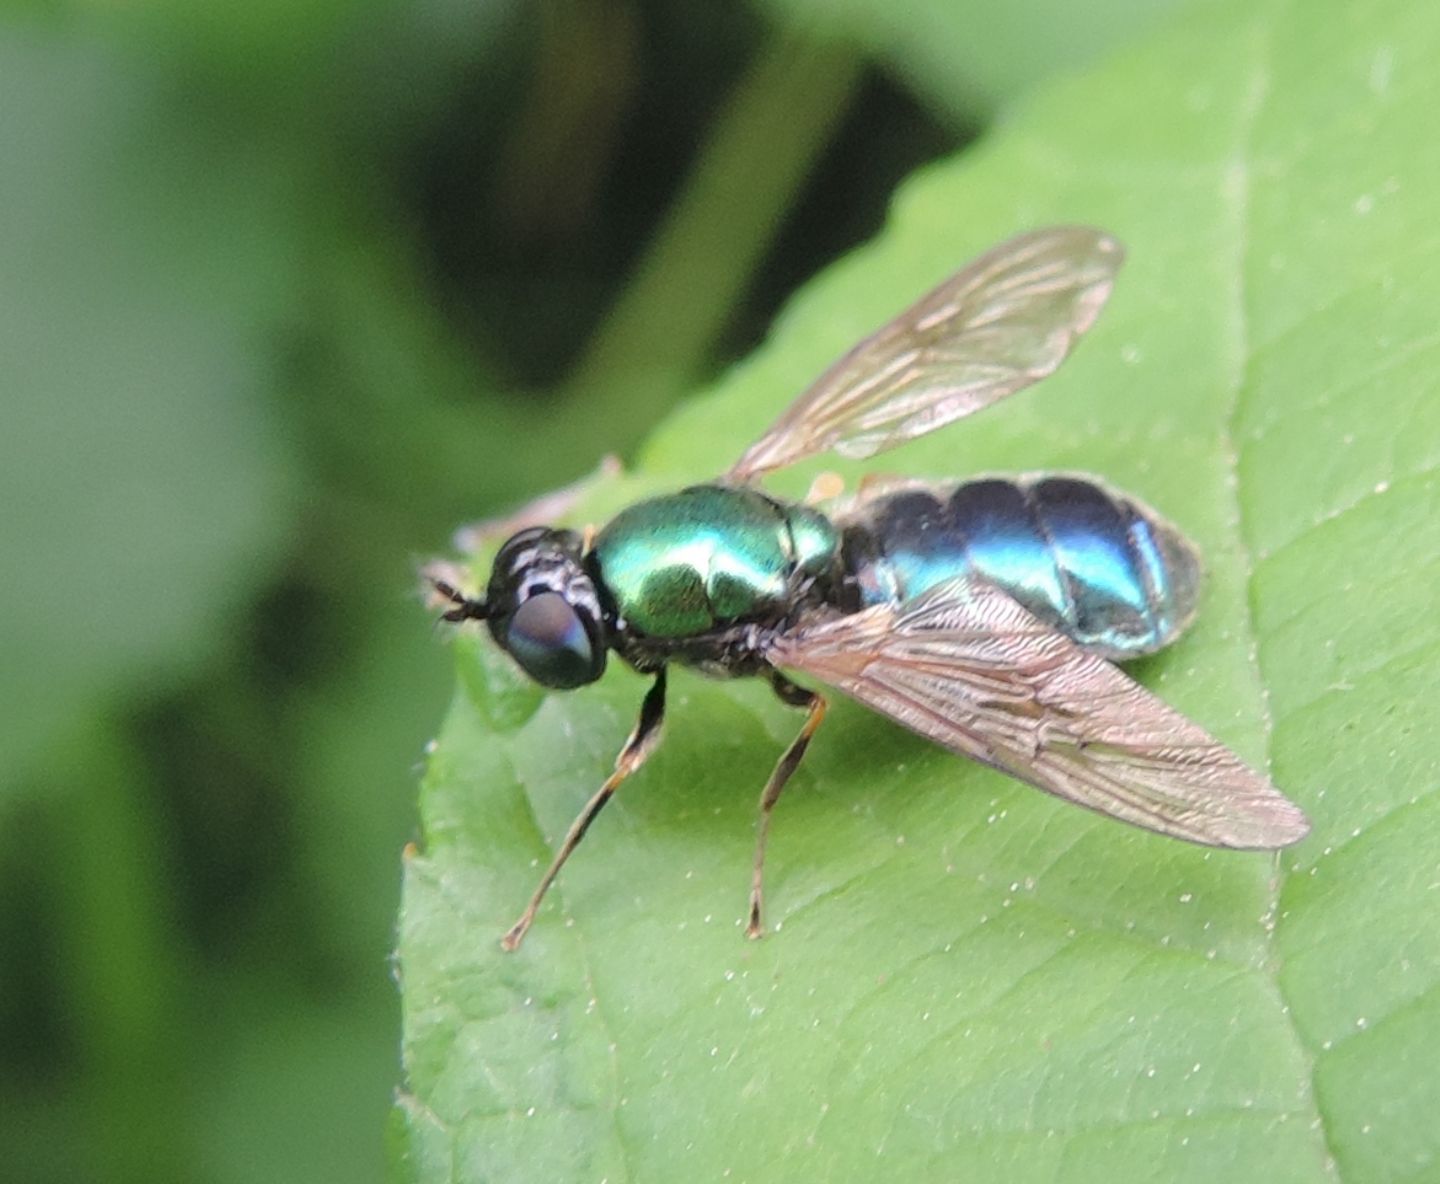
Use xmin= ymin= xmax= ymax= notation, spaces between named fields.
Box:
xmin=1223 ymin=6 xmax=1343 ymax=1178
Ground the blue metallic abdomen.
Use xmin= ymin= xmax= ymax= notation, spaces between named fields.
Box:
xmin=838 ymin=476 xmax=1200 ymax=660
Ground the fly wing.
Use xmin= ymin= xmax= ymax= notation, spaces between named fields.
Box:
xmin=727 ymin=227 xmax=1124 ymax=483
xmin=768 ymin=577 xmax=1310 ymax=848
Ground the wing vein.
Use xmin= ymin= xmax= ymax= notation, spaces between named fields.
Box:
xmin=770 ymin=577 xmax=1310 ymax=849
xmin=728 ymin=226 xmax=1125 ymax=480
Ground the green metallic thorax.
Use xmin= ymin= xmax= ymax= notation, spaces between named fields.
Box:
xmin=590 ymin=484 xmax=840 ymax=638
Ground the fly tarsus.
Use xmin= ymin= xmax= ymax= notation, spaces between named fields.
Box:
xmin=500 ymin=669 xmax=668 ymax=950
xmin=747 ymin=673 xmax=827 ymax=939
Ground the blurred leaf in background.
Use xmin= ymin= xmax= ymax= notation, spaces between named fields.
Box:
xmin=763 ymin=0 xmax=1201 ymax=117
xmin=396 ymin=0 xmax=1440 ymax=1182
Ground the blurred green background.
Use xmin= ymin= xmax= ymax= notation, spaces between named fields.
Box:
xmin=1 ymin=1 xmax=1195 ymax=1181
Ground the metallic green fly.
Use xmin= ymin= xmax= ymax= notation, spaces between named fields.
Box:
xmin=432 ymin=227 xmax=1309 ymax=949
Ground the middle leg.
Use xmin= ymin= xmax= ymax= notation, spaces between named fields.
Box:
xmin=747 ymin=672 xmax=827 ymax=939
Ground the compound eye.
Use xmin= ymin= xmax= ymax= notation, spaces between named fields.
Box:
xmin=504 ymin=592 xmax=600 ymax=689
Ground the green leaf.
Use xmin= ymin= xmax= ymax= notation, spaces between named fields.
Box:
xmin=0 ymin=35 xmax=298 ymax=789
xmin=396 ymin=1 xmax=1440 ymax=1179
xmin=762 ymin=0 xmax=1198 ymax=119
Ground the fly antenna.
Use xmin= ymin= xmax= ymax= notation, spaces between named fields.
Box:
xmin=429 ymin=576 xmax=490 ymax=623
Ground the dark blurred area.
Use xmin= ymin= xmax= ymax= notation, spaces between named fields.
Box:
xmin=1 ymin=2 xmax=976 ymax=1180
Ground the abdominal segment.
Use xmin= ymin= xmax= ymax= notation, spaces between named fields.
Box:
xmin=837 ymin=475 xmax=1201 ymax=661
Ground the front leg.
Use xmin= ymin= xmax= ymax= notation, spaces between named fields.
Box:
xmin=502 ymin=670 xmax=668 ymax=950
xmin=747 ymin=672 xmax=828 ymax=939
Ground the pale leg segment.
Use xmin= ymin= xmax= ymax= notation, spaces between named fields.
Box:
xmin=501 ymin=669 xmax=668 ymax=950
xmin=747 ymin=673 xmax=828 ymax=939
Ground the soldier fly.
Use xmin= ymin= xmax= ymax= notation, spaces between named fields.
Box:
xmin=431 ymin=226 xmax=1310 ymax=950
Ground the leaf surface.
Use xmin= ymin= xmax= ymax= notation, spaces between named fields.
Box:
xmin=396 ymin=1 xmax=1440 ymax=1178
